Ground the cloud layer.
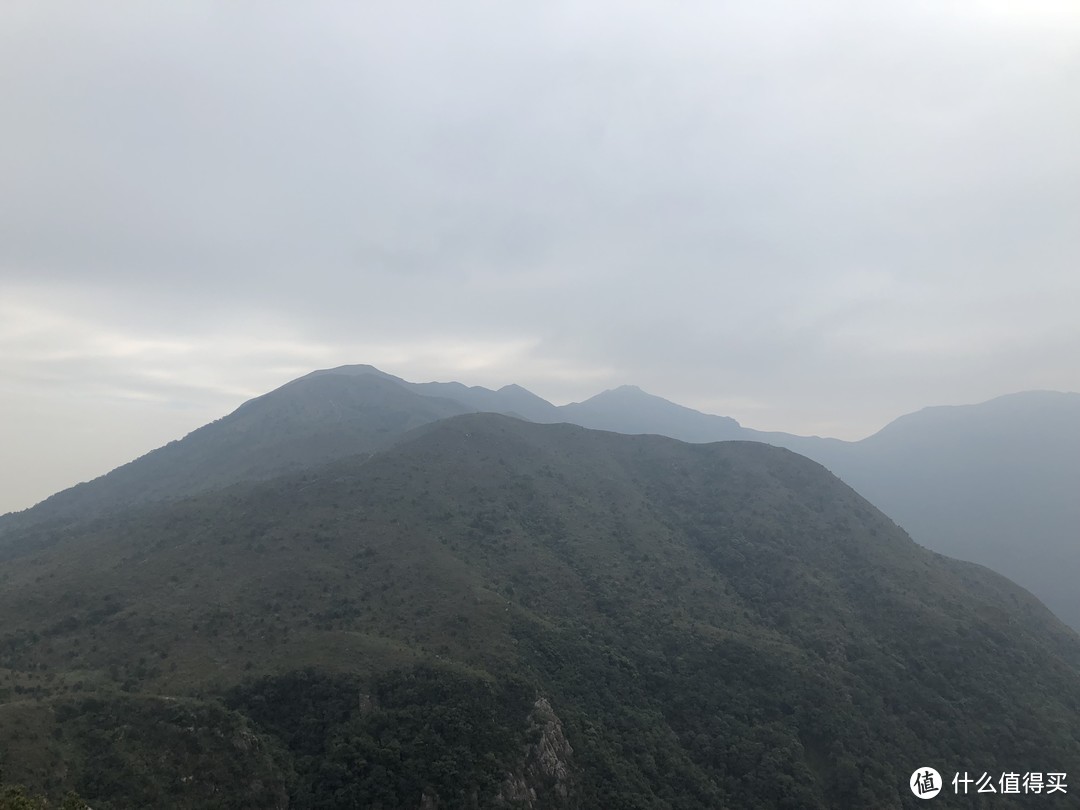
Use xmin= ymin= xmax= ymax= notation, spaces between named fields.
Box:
xmin=2 ymin=1 xmax=1079 ymax=511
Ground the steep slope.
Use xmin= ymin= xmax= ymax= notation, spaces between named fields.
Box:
xmin=1 ymin=414 xmax=1079 ymax=808
xmin=0 ymin=366 xmax=563 ymax=543
xmin=0 ymin=372 xmax=469 ymax=544
xmin=803 ymin=391 xmax=1080 ymax=630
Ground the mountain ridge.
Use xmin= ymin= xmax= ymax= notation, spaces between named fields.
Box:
xmin=2 ymin=412 xmax=1079 ymax=807
xmin=3 ymin=364 xmax=1077 ymax=631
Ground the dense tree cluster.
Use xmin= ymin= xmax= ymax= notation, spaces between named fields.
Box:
xmin=229 ymin=666 xmax=534 ymax=808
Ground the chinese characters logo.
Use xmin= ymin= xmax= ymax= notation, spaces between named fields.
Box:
xmin=910 ymin=767 xmax=942 ymax=799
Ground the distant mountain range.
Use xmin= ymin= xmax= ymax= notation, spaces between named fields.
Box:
xmin=4 ymin=365 xmax=1077 ymax=631
xmin=2 ymin=410 xmax=1080 ymax=807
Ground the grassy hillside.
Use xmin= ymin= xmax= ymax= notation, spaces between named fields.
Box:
xmin=1 ymin=414 xmax=1079 ymax=807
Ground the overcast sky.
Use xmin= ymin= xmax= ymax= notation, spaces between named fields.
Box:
xmin=2 ymin=1 xmax=1079 ymax=514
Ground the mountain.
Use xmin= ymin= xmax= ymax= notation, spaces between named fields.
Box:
xmin=4 ymin=365 xmax=1078 ymax=633
xmin=559 ymin=385 xmax=743 ymax=442
xmin=802 ymin=391 xmax=1080 ymax=631
xmin=1 ymin=413 xmax=1079 ymax=808
xmin=0 ymin=366 xmax=574 ymax=547
xmin=0 ymin=372 xmax=470 ymax=547
xmin=409 ymin=380 xmax=561 ymax=423
xmin=550 ymin=385 xmax=1080 ymax=630
xmin=307 ymin=364 xmax=562 ymax=422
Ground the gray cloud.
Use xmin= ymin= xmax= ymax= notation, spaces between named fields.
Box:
xmin=2 ymin=1 xmax=1079 ymax=511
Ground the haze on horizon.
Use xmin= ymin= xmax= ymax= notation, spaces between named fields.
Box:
xmin=2 ymin=1 xmax=1079 ymax=514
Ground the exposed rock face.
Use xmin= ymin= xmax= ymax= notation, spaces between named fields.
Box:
xmin=496 ymin=696 xmax=576 ymax=808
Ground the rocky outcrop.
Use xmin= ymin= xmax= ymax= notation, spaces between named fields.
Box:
xmin=496 ymin=696 xmax=576 ymax=808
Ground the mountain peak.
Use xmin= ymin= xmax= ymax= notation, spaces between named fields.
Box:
xmin=579 ymin=384 xmax=662 ymax=404
xmin=560 ymin=384 xmax=743 ymax=442
xmin=303 ymin=363 xmax=404 ymax=382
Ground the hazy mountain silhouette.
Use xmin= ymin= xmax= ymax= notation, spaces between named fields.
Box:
xmin=308 ymin=363 xmax=563 ymax=422
xmin=2 ymin=413 xmax=1078 ymax=807
xmin=559 ymin=385 xmax=743 ymax=441
xmin=801 ymin=391 xmax=1080 ymax=630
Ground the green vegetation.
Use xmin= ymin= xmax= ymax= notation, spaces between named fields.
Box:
xmin=0 ymin=769 xmax=87 ymax=810
xmin=228 ymin=666 xmax=535 ymax=808
xmin=2 ymin=414 xmax=1080 ymax=807
xmin=7 ymin=366 xmax=1078 ymax=638
xmin=0 ymin=695 xmax=289 ymax=809
xmin=0 ymin=788 xmax=87 ymax=810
